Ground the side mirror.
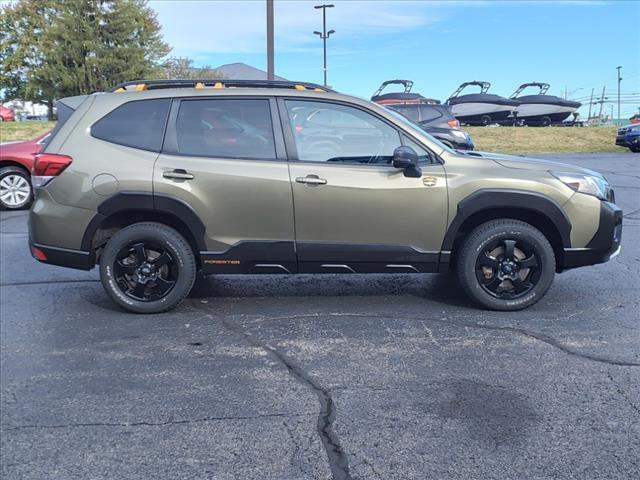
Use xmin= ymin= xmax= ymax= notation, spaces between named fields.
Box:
xmin=392 ymin=146 xmax=422 ymax=178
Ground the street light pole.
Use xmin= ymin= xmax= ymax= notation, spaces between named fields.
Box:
xmin=313 ymin=4 xmax=334 ymax=86
xmin=616 ymin=66 xmax=622 ymax=126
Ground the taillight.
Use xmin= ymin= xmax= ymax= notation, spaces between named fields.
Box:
xmin=32 ymin=153 xmax=73 ymax=188
xmin=447 ymin=119 xmax=460 ymax=129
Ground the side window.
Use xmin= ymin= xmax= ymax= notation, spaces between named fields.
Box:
xmin=402 ymin=135 xmax=434 ymax=164
xmin=92 ymin=99 xmax=170 ymax=152
xmin=418 ymin=105 xmax=443 ymax=123
xmin=286 ymin=100 xmax=401 ymax=165
xmin=175 ymin=98 xmax=276 ymax=159
xmin=390 ymin=105 xmax=420 ymax=123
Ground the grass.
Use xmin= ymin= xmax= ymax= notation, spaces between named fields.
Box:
xmin=0 ymin=120 xmax=627 ymax=155
xmin=0 ymin=121 xmax=55 ymax=143
xmin=464 ymin=126 xmax=626 ymax=154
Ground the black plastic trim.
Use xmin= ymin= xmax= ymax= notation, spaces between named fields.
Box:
xmin=30 ymin=242 xmax=93 ymax=271
xmin=563 ymin=201 xmax=622 ymax=270
xmin=81 ymin=192 xmax=208 ymax=252
xmin=296 ymin=241 xmax=439 ymax=263
xmin=442 ymin=189 xmax=572 ymax=251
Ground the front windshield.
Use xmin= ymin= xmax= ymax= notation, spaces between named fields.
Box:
xmin=383 ymin=106 xmax=455 ymax=153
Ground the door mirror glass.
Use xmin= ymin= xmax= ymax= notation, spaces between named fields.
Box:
xmin=393 ymin=146 xmax=422 ymax=178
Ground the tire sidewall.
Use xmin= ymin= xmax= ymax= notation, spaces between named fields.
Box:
xmin=0 ymin=166 xmax=33 ymax=210
xmin=100 ymin=223 xmax=196 ymax=314
xmin=459 ymin=222 xmax=555 ymax=310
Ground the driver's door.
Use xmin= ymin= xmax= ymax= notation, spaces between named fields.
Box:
xmin=281 ymin=99 xmax=448 ymax=273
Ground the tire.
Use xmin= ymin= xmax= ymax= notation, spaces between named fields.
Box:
xmin=100 ymin=222 xmax=197 ymax=314
xmin=480 ymin=115 xmax=492 ymax=126
xmin=540 ymin=116 xmax=551 ymax=127
xmin=456 ymin=219 xmax=556 ymax=311
xmin=0 ymin=166 xmax=33 ymax=210
xmin=630 ymin=144 xmax=640 ymax=153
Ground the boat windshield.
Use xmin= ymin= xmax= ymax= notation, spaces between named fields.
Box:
xmin=384 ymin=107 xmax=456 ymax=153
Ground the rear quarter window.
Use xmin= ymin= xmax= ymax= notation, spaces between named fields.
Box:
xmin=91 ymin=99 xmax=171 ymax=152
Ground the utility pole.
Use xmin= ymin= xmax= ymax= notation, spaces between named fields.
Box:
xmin=266 ymin=0 xmax=274 ymax=80
xmin=597 ymin=86 xmax=606 ymax=122
xmin=616 ymin=66 xmax=622 ymax=126
xmin=587 ymin=87 xmax=594 ymax=120
xmin=313 ymin=4 xmax=335 ymax=87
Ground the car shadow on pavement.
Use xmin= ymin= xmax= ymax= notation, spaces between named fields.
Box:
xmin=187 ymin=272 xmax=476 ymax=309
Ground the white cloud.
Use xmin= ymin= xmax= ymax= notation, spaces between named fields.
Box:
xmin=150 ymin=0 xmax=445 ymax=56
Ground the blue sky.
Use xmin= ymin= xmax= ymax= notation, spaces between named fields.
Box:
xmin=150 ymin=0 xmax=640 ymax=118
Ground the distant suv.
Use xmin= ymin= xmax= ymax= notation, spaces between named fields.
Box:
xmin=616 ymin=124 xmax=640 ymax=152
xmin=29 ymin=80 xmax=622 ymax=313
xmin=385 ymin=102 xmax=474 ymax=150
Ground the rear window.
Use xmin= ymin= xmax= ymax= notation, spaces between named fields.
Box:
xmin=92 ymin=99 xmax=170 ymax=152
xmin=174 ymin=98 xmax=276 ymax=159
xmin=418 ymin=105 xmax=444 ymax=122
xmin=388 ymin=105 xmax=420 ymax=123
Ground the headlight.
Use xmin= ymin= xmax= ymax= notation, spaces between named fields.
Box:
xmin=451 ymin=130 xmax=468 ymax=139
xmin=550 ymin=171 xmax=611 ymax=200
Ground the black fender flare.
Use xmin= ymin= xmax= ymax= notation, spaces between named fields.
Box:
xmin=441 ymin=189 xmax=572 ymax=252
xmin=81 ymin=192 xmax=207 ymax=251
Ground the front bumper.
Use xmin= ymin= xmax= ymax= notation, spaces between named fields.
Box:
xmin=563 ymin=201 xmax=622 ymax=269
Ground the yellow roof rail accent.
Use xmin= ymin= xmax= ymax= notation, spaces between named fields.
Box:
xmin=214 ymin=82 xmax=224 ymax=89
xmin=195 ymin=82 xmax=205 ymax=89
xmin=314 ymin=88 xmax=324 ymax=92
xmin=134 ymin=83 xmax=147 ymax=91
xmin=114 ymin=87 xmax=126 ymax=93
xmin=294 ymin=84 xmax=306 ymax=91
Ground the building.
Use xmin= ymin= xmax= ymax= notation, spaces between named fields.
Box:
xmin=213 ymin=62 xmax=288 ymax=81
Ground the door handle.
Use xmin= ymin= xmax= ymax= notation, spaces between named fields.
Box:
xmin=295 ymin=175 xmax=327 ymax=186
xmin=163 ymin=169 xmax=194 ymax=180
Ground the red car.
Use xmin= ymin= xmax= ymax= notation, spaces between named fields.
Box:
xmin=0 ymin=131 xmax=50 ymax=210
xmin=0 ymin=105 xmax=15 ymax=122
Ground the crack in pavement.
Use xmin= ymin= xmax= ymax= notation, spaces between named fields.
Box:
xmin=246 ymin=312 xmax=640 ymax=367
xmin=607 ymin=371 xmax=640 ymax=415
xmin=194 ymin=304 xmax=352 ymax=480
xmin=3 ymin=412 xmax=315 ymax=432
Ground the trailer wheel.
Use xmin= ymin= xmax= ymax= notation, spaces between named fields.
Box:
xmin=540 ymin=116 xmax=551 ymax=127
xmin=481 ymin=115 xmax=492 ymax=126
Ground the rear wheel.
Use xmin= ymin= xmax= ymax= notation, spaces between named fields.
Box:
xmin=456 ymin=219 xmax=555 ymax=310
xmin=0 ymin=166 xmax=33 ymax=210
xmin=100 ymin=222 xmax=197 ymax=314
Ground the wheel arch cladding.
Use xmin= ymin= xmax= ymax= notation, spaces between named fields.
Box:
xmin=81 ymin=192 xmax=207 ymax=258
xmin=443 ymin=189 xmax=571 ymax=271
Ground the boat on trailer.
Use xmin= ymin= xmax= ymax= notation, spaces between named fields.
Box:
xmin=371 ymin=79 xmax=439 ymax=105
xmin=511 ymin=83 xmax=582 ymax=126
xmin=446 ymin=81 xmax=520 ymax=126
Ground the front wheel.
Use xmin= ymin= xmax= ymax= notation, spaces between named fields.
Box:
xmin=456 ymin=219 xmax=556 ymax=310
xmin=630 ymin=144 xmax=640 ymax=153
xmin=100 ymin=222 xmax=197 ymax=314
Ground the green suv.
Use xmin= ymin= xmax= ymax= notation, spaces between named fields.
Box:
xmin=29 ymin=80 xmax=622 ymax=313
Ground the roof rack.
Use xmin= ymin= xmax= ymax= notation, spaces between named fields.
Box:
xmin=110 ymin=79 xmax=334 ymax=93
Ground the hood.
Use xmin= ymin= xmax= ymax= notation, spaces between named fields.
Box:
xmin=458 ymin=150 xmax=602 ymax=176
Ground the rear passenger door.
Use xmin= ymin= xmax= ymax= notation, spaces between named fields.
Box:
xmin=154 ymin=96 xmax=296 ymax=273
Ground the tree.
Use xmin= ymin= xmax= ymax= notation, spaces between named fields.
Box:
xmin=157 ymin=57 xmax=225 ymax=80
xmin=0 ymin=0 xmax=170 ymax=118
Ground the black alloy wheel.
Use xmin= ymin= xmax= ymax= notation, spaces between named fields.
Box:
xmin=475 ymin=237 xmax=540 ymax=300
xmin=114 ymin=241 xmax=177 ymax=302
xmin=456 ymin=219 xmax=556 ymax=310
xmin=100 ymin=222 xmax=197 ymax=313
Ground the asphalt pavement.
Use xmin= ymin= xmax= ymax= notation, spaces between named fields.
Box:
xmin=1 ymin=153 xmax=639 ymax=480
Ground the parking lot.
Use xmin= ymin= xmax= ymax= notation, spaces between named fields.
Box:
xmin=1 ymin=153 xmax=638 ymax=479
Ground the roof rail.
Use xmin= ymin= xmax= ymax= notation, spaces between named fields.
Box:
xmin=111 ymin=79 xmax=334 ymax=93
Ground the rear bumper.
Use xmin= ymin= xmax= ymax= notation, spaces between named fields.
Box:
xmin=29 ymin=241 xmax=94 ymax=270
xmin=563 ymin=201 xmax=622 ymax=270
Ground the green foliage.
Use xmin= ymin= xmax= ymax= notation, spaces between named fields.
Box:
xmin=0 ymin=0 xmax=170 ymax=109
xmin=156 ymin=57 xmax=225 ymax=80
